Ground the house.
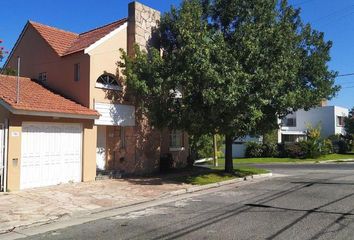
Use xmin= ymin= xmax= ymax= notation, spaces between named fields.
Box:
xmin=278 ymin=105 xmax=349 ymax=143
xmin=0 ymin=2 xmax=189 ymax=192
xmin=230 ymin=136 xmax=263 ymax=158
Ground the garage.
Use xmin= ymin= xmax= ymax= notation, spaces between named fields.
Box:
xmin=20 ymin=123 xmax=83 ymax=189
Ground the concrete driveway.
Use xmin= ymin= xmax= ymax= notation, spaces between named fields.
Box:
xmin=0 ymin=177 xmax=191 ymax=234
xmin=21 ymin=163 xmax=354 ymax=240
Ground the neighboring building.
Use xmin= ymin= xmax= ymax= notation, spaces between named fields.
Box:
xmin=279 ymin=106 xmax=349 ymax=143
xmin=230 ymin=136 xmax=263 ymax=158
xmin=0 ymin=2 xmax=189 ymax=192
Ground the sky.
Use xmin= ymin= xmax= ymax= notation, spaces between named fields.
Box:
xmin=0 ymin=0 xmax=353 ymax=109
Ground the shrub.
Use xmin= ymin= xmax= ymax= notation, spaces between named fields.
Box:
xmin=328 ymin=134 xmax=352 ymax=154
xmin=322 ymin=139 xmax=333 ymax=155
xmin=299 ymin=139 xmax=322 ymax=159
xmin=283 ymin=143 xmax=305 ymax=158
xmin=262 ymin=143 xmax=279 ymax=157
xmin=245 ymin=142 xmax=264 ymax=158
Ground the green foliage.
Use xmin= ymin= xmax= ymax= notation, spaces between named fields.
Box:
xmin=345 ymin=108 xmax=354 ymax=146
xmin=327 ymin=134 xmax=352 ymax=154
xmin=189 ymin=134 xmax=224 ymax=159
xmin=281 ymin=143 xmax=305 ymax=158
xmin=263 ymin=130 xmax=279 ymax=145
xmin=245 ymin=142 xmax=264 ymax=158
xmin=1 ymin=67 xmax=16 ymax=76
xmin=120 ymin=0 xmax=339 ymax=172
xmin=245 ymin=142 xmax=279 ymax=158
xmin=262 ymin=143 xmax=280 ymax=157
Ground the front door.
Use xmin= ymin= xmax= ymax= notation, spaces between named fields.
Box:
xmin=96 ymin=126 xmax=107 ymax=171
xmin=0 ymin=124 xmax=4 ymax=191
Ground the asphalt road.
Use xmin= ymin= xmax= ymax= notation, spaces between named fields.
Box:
xmin=25 ymin=163 xmax=354 ymax=240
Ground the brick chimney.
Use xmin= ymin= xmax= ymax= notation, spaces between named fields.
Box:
xmin=127 ymin=1 xmax=161 ymax=56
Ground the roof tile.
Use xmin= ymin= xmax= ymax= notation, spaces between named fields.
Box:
xmin=28 ymin=18 xmax=127 ymax=56
xmin=0 ymin=74 xmax=99 ymax=117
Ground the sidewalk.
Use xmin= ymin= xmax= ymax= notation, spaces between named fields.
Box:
xmin=0 ymin=178 xmax=191 ymax=234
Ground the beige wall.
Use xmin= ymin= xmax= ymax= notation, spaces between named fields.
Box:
xmin=6 ymin=24 xmax=91 ymax=107
xmin=88 ymin=27 xmax=128 ymax=107
xmin=5 ymin=114 xmax=96 ymax=192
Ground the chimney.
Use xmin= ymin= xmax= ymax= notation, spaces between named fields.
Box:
xmin=320 ymin=99 xmax=328 ymax=107
xmin=127 ymin=1 xmax=161 ymax=57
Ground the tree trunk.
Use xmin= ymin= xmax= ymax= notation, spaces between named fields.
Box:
xmin=225 ymin=135 xmax=234 ymax=173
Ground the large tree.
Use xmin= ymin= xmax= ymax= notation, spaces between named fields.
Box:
xmin=345 ymin=107 xmax=354 ymax=136
xmin=120 ymin=0 xmax=339 ymax=172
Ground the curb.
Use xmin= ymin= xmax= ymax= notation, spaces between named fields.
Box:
xmin=166 ymin=173 xmax=273 ymax=197
xmin=318 ymin=159 xmax=354 ymax=164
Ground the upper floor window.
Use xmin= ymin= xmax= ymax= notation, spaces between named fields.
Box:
xmin=337 ymin=116 xmax=345 ymax=127
xmin=282 ymin=118 xmax=296 ymax=127
xmin=38 ymin=72 xmax=47 ymax=82
xmin=95 ymin=74 xmax=121 ymax=91
xmin=74 ymin=63 xmax=80 ymax=81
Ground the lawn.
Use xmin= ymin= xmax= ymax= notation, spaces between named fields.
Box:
xmin=170 ymin=166 xmax=269 ymax=185
xmin=210 ymin=153 xmax=354 ymax=165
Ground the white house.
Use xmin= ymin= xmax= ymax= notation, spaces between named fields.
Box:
xmin=279 ymin=106 xmax=349 ymax=143
xmin=230 ymin=136 xmax=263 ymax=158
xmin=228 ymin=105 xmax=349 ymax=158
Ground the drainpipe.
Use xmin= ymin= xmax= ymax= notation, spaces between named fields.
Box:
xmin=3 ymin=119 xmax=8 ymax=192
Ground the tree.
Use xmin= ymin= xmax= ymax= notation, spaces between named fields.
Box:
xmin=0 ymin=39 xmax=9 ymax=62
xmin=345 ymin=107 xmax=354 ymax=139
xmin=120 ymin=0 xmax=339 ymax=173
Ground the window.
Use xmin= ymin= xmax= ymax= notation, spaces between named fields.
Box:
xmin=96 ymin=74 xmax=121 ymax=90
xmin=170 ymin=130 xmax=184 ymax=150
xmin=282 ymin=118 xmax=296 ymax=127
xmin=282 ymin=134 xmax=306 ymax=143
xmin=38 ymin=72 xmax=47 ymax=82
xmin=74 ymin=64 xmax=80 ymax=81
xmin=337 ymin=116 xmax=345 ymax=127
xmin=120 ymin=127 xmax=126 ymax=149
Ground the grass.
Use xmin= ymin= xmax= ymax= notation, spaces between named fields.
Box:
xmin=206 ymin=153 xmax=354 ymax=165
xmin=171 ymin=166 xmax=269 ymax=185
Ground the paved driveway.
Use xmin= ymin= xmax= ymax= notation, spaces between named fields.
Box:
xmin=24 ymin=163 xmax=354 ymax=240
xmin=0 ymin=178 xmax=190 ymax=234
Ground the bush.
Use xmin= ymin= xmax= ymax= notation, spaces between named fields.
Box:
xmin=262 ymin=143 xmax=279 ymax=157
xmin=328 ymin=134 xmax=352 ymax=154
xmin=299 ymin=139 xmax=322 ymax=159
xmin=322 ymin=139 xmax=333 ymax=155
xmin=283 ymin=143 xmax=305 ymax=158
xmin=245 ymin=142 xmax=264 ymax=158
xmin=333 ymin=140 xmax=351 ymax=154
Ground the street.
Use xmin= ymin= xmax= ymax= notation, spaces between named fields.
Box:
xmin=23 ymin=163 xmax=354 ymax=239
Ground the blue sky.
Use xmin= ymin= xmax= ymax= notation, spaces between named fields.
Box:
xmin=0 ymin=0 xmax=353 ymax=109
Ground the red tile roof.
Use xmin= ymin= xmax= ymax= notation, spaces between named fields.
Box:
xmin=29 ymin=21 xmax=79 ymax=56
xmin=65 ymin=18 xmax=127 ymax=55
xmin=0 ymin=74 xmax=99 ymax=118
xmin=29 ymin=18 xmax=127 ymax=56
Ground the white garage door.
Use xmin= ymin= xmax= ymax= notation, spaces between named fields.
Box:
xmin=21 ymin=123 xmax=82 ymax=189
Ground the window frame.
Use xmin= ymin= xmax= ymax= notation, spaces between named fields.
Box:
xmin=337 ymin=116 xmax=345 ymax=127
xmin=95 ymin=74 xmax=122 ymax=91
xmin=169 ymin=130 xmax=184 ymax=151
xmin=38 ymin=72 xmax=47 ymax=82
xmin=74 ymin=63 xmax=80 ymax=82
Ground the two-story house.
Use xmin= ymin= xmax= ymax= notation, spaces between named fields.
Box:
xmin=279 ymin=105 xmax=349 ymax=143
xmin=0 ymin=2 xmax=189 ymax=192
